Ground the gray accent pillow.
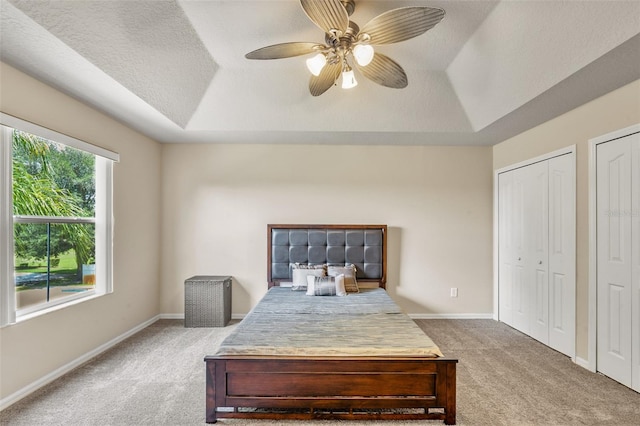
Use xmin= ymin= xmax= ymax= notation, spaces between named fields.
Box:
xmin=291 ymin=264 xmax=326 ymax=291
xmin=327 ymin=264 xmax=359 ymax=293
xmin=306 ymin=275 xmax=346 ymax=297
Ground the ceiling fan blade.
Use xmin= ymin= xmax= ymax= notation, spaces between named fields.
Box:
xmin=300 ymin=0 xmax=349 ymax=36
xmin=355 ymin=52 xmax=407 ymax=89
xmin=245 ymin=42 xmax=322 ymax=60
xmin=309 ymin=61 xmax=341 ymax=96
xmin=360 ymin=7 xmax=445 ymax=45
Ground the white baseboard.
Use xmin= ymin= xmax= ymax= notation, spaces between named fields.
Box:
xmin=159 ymin=313 xmax=183 ymax=320
xmin=159 ymin=313 xmax=245 ymax=320
xmin=0 ymin=315 xmax=160 ymax=412
xmin=408 ymin=313 xmax=494 ymax=320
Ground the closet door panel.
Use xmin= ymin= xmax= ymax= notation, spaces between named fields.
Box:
xmin=528 ymin=162 xmax=549 ymax=344
xmin=631 ymin=134 xmax=639 ymax=392
xmin=597 ymin=139 xmax=633 ymax=387
xmin=498 ymin=172 xmax=514 ymax=326
xmin=511 ymin=168 xmax=530 ymax=334
xmin=548 ymin=154 xmax=576 ymax=356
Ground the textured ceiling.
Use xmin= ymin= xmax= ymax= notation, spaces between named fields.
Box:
xmin=1 ymin=0 xmax=639 ymax=145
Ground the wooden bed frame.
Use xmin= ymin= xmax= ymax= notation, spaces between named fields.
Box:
xmin=205 ymin=224 xmax=457 ymax=424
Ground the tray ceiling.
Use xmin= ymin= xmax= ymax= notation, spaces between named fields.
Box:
xmin=1 ymin=0 xmax=639 ymax=145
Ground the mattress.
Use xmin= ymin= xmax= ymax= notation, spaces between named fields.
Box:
xmin=214 ymin=287 xmax=444 ymax=358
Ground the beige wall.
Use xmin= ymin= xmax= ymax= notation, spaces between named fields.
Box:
xmin=161 ymin=144 xmax=494 ymax=317
xmin=493 ymin=79 xmax=640 ymax=362
xmin=3 ymin=61 xmax=634 ymax=407
xmin=0 ymin=63 xmax=162 ymax=400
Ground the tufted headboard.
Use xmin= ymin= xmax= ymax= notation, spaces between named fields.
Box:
xmin=267 ymin=224 xmax=387 ymax=288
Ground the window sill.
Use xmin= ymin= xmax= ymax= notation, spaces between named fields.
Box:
xmin=5 ymin=290 xmax=108 ymax=327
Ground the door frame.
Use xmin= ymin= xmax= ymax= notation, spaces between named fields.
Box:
xmin=588 ymin=123 xmax=640 ymax=373
xmin=493 ymin=145 xmax=576 ymax=358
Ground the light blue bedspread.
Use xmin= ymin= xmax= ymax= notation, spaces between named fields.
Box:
xmin=215 ymin=287 xmax=443 ymax=357
xmin=250 ymin=287 xmax=402 ymax=315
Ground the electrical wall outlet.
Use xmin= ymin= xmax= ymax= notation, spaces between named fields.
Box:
xmin=450 ymin=288 xmax=458 ymax=298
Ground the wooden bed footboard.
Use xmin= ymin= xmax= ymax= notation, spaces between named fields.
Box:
xmin=205 ymin=356 xmax=457 ymax=424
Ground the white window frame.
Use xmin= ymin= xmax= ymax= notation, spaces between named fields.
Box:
xmin=0 ymin=113 xmax=118 ymax=326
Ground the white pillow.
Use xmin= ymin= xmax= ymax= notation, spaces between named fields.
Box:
xmin=306 ymin=274 xmax=347 ymax=297
xmin=334 ymin=274 xmax=347 ymax=296
xmin=291 ymin=264 xmax=325 ymax=291
xmin=327 ymin=264 xmax=358 ymax=293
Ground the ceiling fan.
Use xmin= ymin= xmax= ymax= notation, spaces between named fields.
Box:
xmin=245 ymin=0 xmax=445 ymax=96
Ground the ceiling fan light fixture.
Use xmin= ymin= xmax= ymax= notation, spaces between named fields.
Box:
xmin=245 ymin=1 xmax=446 ymax=96
xmin=353 ymin=44 xmax=374 ymax=66
xmin=341 ymin=66 xmax=357 ymax=89
xmin=306 ymin=53 xmax=327 ymax=76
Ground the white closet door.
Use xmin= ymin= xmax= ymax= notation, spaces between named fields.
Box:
xmin=597 ymin=138 xmax=633 ymax=387
xmin=527 ymin=155 xmax=575 ymax=354
xmin=631 ymin=135 xmax=640 ymax=392
xmin=511 ymin=167 xmax=530 ymax=334
xmin=547 ymin=154 xmax=576 ymax=356
xmin=498 ymin=152 xmax=575 ymax=358
xmin=498 ymin=172 xmax=514 ymax=326
xmin=528 ymin=162 xmax=549 ymax=344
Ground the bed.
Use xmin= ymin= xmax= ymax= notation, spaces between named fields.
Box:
xmin=204 ymin=224 xmax=457 ymax=424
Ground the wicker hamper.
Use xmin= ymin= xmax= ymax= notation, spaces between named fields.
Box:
xmin=184 ymin=276 xmax=231 ymax=327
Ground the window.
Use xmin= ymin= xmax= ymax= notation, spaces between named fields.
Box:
xmin=1 ymin=113 xmax=118 ymax=325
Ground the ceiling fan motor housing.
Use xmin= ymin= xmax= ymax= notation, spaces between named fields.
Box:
xmin=325 ymin=21 xmax=359 ymax=45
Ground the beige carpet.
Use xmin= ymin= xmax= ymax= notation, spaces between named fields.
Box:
xmin=1 ymin=319 xmax=639 ymax=425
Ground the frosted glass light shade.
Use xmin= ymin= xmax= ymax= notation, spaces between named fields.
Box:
xmin=306 ymin=53 xmax=326 ymax=76
xmin=353 ymin=44 xmax=374 ymax=66
xmin=341 ymin=69 xmax=358 ymax=89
